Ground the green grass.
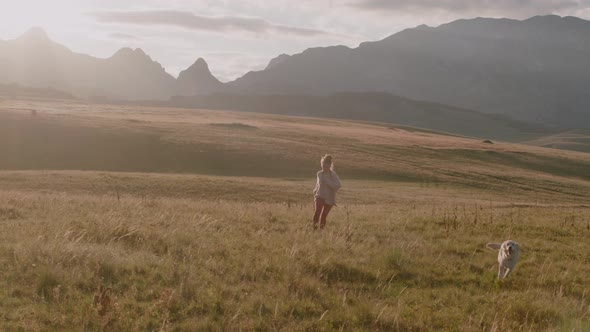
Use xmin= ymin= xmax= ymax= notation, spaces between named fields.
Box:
xmin=0 ymin=99 xmax=589 ymax=330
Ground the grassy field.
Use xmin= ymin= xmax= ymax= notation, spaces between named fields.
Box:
xmin=1 ymin=99 xmax=589 ymax=331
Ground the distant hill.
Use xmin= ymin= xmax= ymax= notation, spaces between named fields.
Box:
xmin=228 ymin=15 xmax=590 ymax=128
xmin=0 ymin=83 xmax=75 ymax=100
xmin=525 ymin=129 xmax=590 ymax=153
xmin=163 ymin=92 xmax=553 ymax=141
xmin=0 ymin=28 xmax=220 ymax=100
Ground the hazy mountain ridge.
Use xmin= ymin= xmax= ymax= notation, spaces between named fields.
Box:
xmin=3 ymin=16 xmax=590 ymax=132
xmin=265 ymin=54 xmax=292 ymax=70
xmin=0 ymin=28 xmax=220 ymax=100
xmin=3 ymin=26 xmax=557 ymax=145
xmin=227 ymin=15 xmax=590 ymax=128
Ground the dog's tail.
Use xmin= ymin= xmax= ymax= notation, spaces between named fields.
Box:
xmin=486 ymin=243 xmax=501 ymax=250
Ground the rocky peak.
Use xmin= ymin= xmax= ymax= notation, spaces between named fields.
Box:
xmin=265 ymin=54 xmax=291 ymax=70
xmin=179 ymin=58 xmax=216 ymax=78
xmin=177 ymin=57 xmax=223 ymax=95
xmin=17 ymin=27 xmax=51 ymax=42
xmin=111 ymin=48 xmax=150 ymax=60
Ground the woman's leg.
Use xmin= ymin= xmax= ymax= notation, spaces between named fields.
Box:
xmin=313 ymin=198 xmax=325 ymax=228
xmin=319 ymin=204 xmax=333 ymax=229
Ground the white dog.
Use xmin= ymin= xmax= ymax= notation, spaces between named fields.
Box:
xmin=486 ymin=240 xmax=520 ymax=280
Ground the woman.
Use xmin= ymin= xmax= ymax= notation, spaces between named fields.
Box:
xmin=312 ymin=154 xmax=342 ymax=229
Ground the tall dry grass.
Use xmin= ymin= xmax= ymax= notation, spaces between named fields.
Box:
xmin=1 ymin=173 xmax=589 ymax=331
xmin=1 ymin=100 xmax=589 ymax=330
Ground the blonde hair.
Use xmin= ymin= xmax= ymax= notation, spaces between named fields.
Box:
xmin=321 ymin=154 xmax=334 ymax=171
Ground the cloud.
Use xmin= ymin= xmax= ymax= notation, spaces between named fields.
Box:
xmin=90 ymin=10 xmax=341 ymax=38
xmin=347 ymin=0 xmax=590 ymax=17
xmin=109 ymin=32 xmax=142 ymax=41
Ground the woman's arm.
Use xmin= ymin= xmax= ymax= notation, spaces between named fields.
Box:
xmin=313 ymin=172 xmax=321 ymax=194
xmin=323 ymin=172 xmax=341 ymax=191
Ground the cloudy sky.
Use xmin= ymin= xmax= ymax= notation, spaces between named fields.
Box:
xmin=2 ymin=0 xmax=590 ymax=81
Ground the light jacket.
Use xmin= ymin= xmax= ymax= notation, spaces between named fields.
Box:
xmin=313 ymin=170 xmax=342 ymax=206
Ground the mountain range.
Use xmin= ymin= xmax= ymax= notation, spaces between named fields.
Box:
xmin=2 ymin=15 xmax=590 ymax=131
xmin=228 ymin=15 xmax=590 ymax=128
xmin=0 ymin=27 xmax=221 ymax=100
